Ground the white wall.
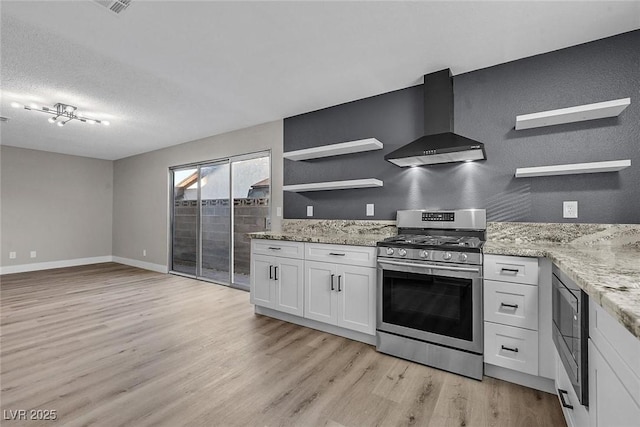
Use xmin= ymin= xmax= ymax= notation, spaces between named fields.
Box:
xmin=112 ymin=120 xmax=283 ymax=270
xmin=0 ymin=145 xmax=113 ymax=273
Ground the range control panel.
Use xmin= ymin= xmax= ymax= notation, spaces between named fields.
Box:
xmin=422 ymin=212 xmax=455 ymax=222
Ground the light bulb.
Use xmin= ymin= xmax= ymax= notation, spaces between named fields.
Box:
xmin=86 ymin=119 xmax=96 ymax=125
xmin=102 ymin=121 xmax=110 ymax=126
xmin=10 ymin=102 xmax=22 ymax=108
xmin=57 ymin=121 xmax=65 ymax=127
xmin=30 ymin=103 xmax=39 ymax=109
xmin=64 ymin=105 xmax=75 ymax=113
xmin=48 ymin=117 xmax=57 ymax=123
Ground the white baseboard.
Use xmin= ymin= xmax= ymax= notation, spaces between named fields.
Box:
xmin=112 ymin=256 xmax=168 ymax=274
xmin=0 ymin=256 xmax=113 ymax=275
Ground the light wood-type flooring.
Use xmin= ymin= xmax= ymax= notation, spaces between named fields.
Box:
xmin=0 ymin=263 xmax=566 ymax=426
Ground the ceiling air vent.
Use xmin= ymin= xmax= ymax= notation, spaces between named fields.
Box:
xmin=93 ymin=0 xmax=132 ymax=15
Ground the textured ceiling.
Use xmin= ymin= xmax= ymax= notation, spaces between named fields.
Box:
xmin=1 ymin=1 xmax=639 ymax=160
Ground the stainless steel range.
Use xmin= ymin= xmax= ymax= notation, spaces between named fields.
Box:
xmin=376 ymin=209 xmax=486 ymax=380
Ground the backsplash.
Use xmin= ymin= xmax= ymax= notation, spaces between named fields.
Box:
xmin=487 ymin=222 xmax=640 ymax=247
xmin=283 ymin=30 xmax=639 ymax=223
xmin=282 ymin=219 xmax=396 ymax=236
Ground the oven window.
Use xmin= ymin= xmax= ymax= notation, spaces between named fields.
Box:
xmin=382 ymin=270 xmax=472 ymax=341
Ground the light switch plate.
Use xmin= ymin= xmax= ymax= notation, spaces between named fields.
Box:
xmin=30 ymin=251 xmax=37 ymax=258
xmin=563 ymin=201 xmax=578 ymax=218
xmin=366 ymin=204 xmax=374 ymax=216
xmin=307 ymin=206 xmax=313 ymax=217
xmin=276 ymin=207 xmax=282 ymax=217
xmin=9 ymin=251 xmax=16 ymax=259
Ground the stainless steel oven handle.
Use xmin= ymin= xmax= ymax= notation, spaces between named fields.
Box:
xmin=377 ymin=259 xmax=480 ymax=273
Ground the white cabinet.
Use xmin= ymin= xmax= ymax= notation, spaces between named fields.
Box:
xmin=484 ymin=255 xmax=541 ymax=376
xmin=304 ymin=260 xmax=376 ymax=335
xmin=250 ymin=240 xmax=304 ymax=316
xmin=251 ymin=239 xmax=376 ymax=336
xmin=555 ymin=349 xmax=590 ymax=427
xmin=589 ymin=340 xmax=640 ymax=427
xmin=588 ymin=299 xmax=640 ymax=427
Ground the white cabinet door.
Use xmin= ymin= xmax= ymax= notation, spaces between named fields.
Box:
xmin=336 ymin=264 xmax=376 ymax=335
xmin=589 ymin=340 xmax=640 ymax=427
xmin=304 ymin=260 xmax=337 ymax=325
xmin=274 ymin=257 xmax=304 ymax=316
xmin=251 ymin=254 xmax=275 ymax=308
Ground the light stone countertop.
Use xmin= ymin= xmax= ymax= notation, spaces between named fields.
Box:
xmin=249 ymin=220 xmax=640 ymax=340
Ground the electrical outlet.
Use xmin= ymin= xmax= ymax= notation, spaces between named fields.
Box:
xmin=9 ymin=251 xmax=16 ymax=259
xmin=366 ymin=204 xmax=375 ymax=216
xmin=30 ymin=251 xmax=37 ymax=258
xmin=563 ymin=201 xmax=578 ymax=218
xmin=307 ymin=206 xmax=313 ymax=217
xmin=143 ymin=249 xmax=147 ymax=257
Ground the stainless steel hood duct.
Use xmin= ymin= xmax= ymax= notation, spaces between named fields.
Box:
xmin=385 ymin=69 xmax=486 ymax=167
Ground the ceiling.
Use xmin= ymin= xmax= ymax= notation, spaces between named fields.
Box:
xmin=1 ymin=1 xmax=639 ymax=161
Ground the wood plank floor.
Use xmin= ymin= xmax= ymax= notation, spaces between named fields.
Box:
xmin=0 ymin=263 xmax=566 ymax=426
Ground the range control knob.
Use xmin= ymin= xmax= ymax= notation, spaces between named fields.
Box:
xmin=442 ymin=252 xmax=452 ymax=260
xmin=398 ymin=248 xmax=407 ymax=257
xmin=420 ymin=250 xmax=429 ymax=259
xmin=386 ymin=248 xmax=394 ymax=256
xmin=458 ymin=253 xmax=468 ymax=262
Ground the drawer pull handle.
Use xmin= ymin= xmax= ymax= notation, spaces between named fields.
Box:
xmin=268 ymin=247 xmax=282 ymax=250
xmin=558 ymin=389 xmax=574 ymax=410
xmin=501 ymin=345 xmax=519 ymax=353
xmin=330 ymin=274 xmax=335 ymax=291
xmin=501 ymin=268 xmax=519 ymax=274
xmin=329 ymin=252 xmax=346 ymax=256
xmin=500 ymin=302 xmax=519 ymax=309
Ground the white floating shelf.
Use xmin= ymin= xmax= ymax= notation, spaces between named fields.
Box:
xmin=283 ymin=178 xmax=383 ymax=192
xmin=283 ymin=138 xmax=383 ymax=161
xmin=515 ymin=98 xmax=630 ymax=130
xmin=515 ymin=160 xmax=631 ymax=178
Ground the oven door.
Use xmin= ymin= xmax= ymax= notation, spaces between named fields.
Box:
xmin=377 ymin=258 xmax=483 ymax=354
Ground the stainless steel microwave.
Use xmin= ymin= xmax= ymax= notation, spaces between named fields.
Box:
xmin=552 ymin=263 xmax=589 ymax=407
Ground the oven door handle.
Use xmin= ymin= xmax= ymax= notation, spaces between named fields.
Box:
xmin=377 ymin=259 xmax=480 ymax=273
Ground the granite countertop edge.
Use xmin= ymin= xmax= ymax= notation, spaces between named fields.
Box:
xmin=247 ymin=231 xmax=387 ymax=247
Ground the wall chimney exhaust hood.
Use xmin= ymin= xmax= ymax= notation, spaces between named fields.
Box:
xmin=385 ymin=69 xmax=486 ymax=167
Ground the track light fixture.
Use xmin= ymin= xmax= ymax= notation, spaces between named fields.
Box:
xmin=11 ymin=102 xmax=110 ymax=126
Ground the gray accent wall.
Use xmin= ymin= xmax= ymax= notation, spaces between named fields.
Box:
xmin=284 ymin=30 xmax=640 ymax=223
xmin=0 ymin=145 xmax=113 ymax=267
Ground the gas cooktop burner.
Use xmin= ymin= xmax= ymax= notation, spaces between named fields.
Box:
xmin=379 ymin=234 xmax=484 ymax=249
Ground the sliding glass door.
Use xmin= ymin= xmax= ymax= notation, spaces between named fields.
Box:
xmin=200 ymin=162 xmax=231 ymax=284
xmin=170 ymin=152 xmax=270 ymax=290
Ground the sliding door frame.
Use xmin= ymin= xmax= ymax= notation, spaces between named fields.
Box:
xmin=168 ymin=149 xmax=271 ymax=289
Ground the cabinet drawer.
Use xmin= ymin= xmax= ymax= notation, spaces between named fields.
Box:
xmin=556 ymin=349 xmax=589 ymax=427
xmin=484 ymin=254 xmax=539 ymax=285
xmin=484 ymin=279 xmax=538 ymax=330
xmin=305 ymin=243 xmax=376 ymax=268
xmin=251 ymin=239 xmax=304 ymax=259
xmin=484 ymin=321 xmax=539 ymax=376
